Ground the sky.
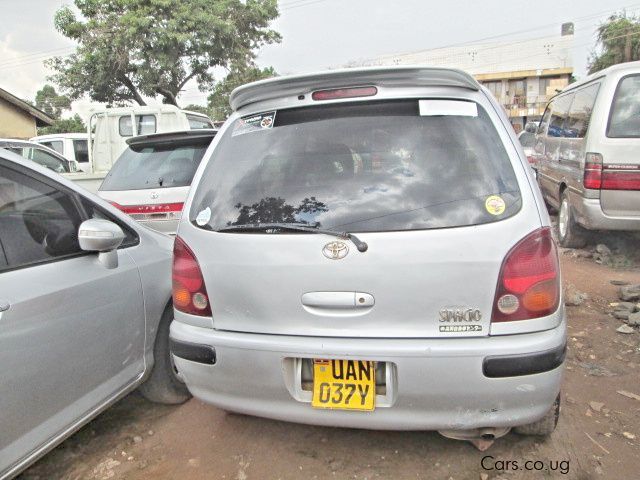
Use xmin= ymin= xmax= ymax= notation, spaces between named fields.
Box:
xmin=1 ymin=0 xmax=639 ymax=118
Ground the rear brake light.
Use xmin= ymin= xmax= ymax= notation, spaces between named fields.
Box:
xmin=111 ymin=202 xmax=184 ymax=214
xmin=311 ymin=86 xmax=377 ymax=101
xmin=172 ymin=237 xmax=212 ymax=317
xmin=583 ymin=152 xmax=602 ymax=189
xmin=492 ymin=228 xmax=559 ymax=322
xmin=602 ymin=168 xmax=640 ymax=191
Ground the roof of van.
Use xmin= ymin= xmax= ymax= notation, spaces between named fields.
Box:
xmin=229 ymin=66 xmax=480 ymax=111
xmin=31 ymin=133 xmax=88 ymax=141
xmin=561 ymin=60 xmax=640 ymax=94
xmin=125 ymin=129 xmax=218 ymax=146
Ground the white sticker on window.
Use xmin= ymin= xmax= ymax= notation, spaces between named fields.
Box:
xmin=419 ymin=100 xmax=478 ymax=117
xmin=196 ymin=207 xmax=211 ymax=226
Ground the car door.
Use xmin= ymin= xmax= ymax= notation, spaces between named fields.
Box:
xmin=0 ymin=160 xmax=145 ymax=475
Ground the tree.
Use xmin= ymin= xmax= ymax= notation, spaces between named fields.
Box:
xmin=35 ymin=84 xmax=72 ymax=119
xmin=208 ymin=65 xmax=277 ymax=120
xmin=588 ymin=12 xmax=640 ymax=73
xmin=48 ymin=0 xmax=280 ymax=107
xmin=38 ymin=114 xmax=86 ymax=135
xmin=183 ymin=104 xmax=212 ymax=116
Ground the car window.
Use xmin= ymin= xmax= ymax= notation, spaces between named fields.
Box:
xmin=548 ymin=94 xmax=573 ymax=137
xmin=565 ymin=83 xmax=600 ymax=138
xmin=0 ymin=164 xmax=84 ymax=270
xmin=101 ymin=140 xmax=211 ymax=191
xmin=119 ymin=115 xmax=157 ymax=137
xmin=187 ymin=114 xmax=214 ymax=129
xmin=191 ymin=99 xmax=522 ymax=233
xmin=41 ymin=140 xmax=64 ymax=154
xmin=5 ymin=147 xmax=70 ymax=173
xmin=73 ymin=139 xmax=89 ymax=163
xmin=607 ymin=74 xmax=640 ymax=138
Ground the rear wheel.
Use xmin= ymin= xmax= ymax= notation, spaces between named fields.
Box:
xmin=557 ymin=191 xmax=587 ymax=248
xmin=513 ymin=395 xmax=560 ymax=436
xmin=139 ymin=306 xmax=192 ymax=405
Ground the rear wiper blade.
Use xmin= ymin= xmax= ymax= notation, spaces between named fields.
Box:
xmin=217 ymin=222 xmax=368 ymax=252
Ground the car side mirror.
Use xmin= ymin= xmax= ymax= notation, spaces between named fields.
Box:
xmin=78 ymin=219 xmax=125 ymax=268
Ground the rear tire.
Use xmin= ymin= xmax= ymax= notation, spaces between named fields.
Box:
xmin=557 ymin=191 xmax=588 ymax=248
xmin=513 ymin=395 xmax=560 ymax=436
xmin=139 ymin=306 xmax=192 ymax=405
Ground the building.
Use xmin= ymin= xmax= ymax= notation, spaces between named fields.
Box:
xmin=353 ymin=24 xmax=574 ymax=133
xmin=0 ymin=86 xmax=54 ymax=139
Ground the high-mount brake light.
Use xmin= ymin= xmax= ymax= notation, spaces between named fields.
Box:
xmin=173 ymin=236 xmax=212 ymax=317
xmin=311 ymin=86 xmax=378 ymax=101
xmin=492 ymin=228 xmax=560 ymax=322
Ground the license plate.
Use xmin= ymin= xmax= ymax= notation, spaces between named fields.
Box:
xmin=311 ymin=359 xmax=376 ymax=411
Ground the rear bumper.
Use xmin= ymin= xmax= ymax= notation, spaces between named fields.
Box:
xmin=170 ymin=320 xmax=566 ymax=431
xmin=572 ymin=191 xmax=640 ymax=231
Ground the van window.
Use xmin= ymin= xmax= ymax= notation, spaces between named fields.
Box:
xmin=538 ymin=104 xmax=552 ymax=134
xmin=101 ymin=141 xmax=210 ymax=191
xmin=119 ymin=115 xmax=157 ymax=137
xmin=190 ymin=100 xmax=522 ymax=233
xmin=548 ymin=94 xmax=573 ymax=137
xmin=565 ymin=83 xmax=600 ymax=138
xmin=73 ymin=139 xmax=89 ymax=163
xmin=41 ymin=140 xmax=63 ymax=154
xmin=608 ymin=74 xmax=640 ymax=138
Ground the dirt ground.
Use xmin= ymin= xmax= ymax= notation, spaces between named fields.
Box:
xmin=18 ymin=230 xmax=640 ymax=480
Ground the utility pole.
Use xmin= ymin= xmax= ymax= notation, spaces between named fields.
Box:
xmin=625 ymin=26 xmax=632 ymax=62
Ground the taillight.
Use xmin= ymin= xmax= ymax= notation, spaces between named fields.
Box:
xmin=492 ymin=228 xmax=559 ymax=322
xmin=312 ymin=86 xmax=377 ymax=101
xmin=583 ymin=152 xmax=603 ymax=189
xmin=172 ymin=237 xmax=212 ymax=317
xmin=112 ymin=202 xmax=183 ymax=214
xmin=602 ymin=166 xmax=640 ymax=191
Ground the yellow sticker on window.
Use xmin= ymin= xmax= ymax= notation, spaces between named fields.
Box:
xmin=485 ymin=195 xmax=506 ymax=215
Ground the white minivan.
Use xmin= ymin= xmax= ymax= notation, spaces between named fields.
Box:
xmin=535 ymin=60 xmax=640 ymax=247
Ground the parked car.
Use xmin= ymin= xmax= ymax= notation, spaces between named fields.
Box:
xmin=0 ymin=139 xmax=78 ymax=173
xmin=535 ymin=60 xmax=640 ymax=247
xmin=98 ymin=129 xmax=217 ymax=235
xmin=169 ymin=67 xmax=566 ymax=444
xmin=0 ymin=148 xmax=190 ymax=480
xmin=30 ymin=133 xmax=90 ymax=172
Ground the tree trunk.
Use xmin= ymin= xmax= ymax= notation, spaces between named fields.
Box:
xmin=119 ymin=75 xmax=147 ymax=106
xmin=625 ymin=29 xmax=632 ymax=62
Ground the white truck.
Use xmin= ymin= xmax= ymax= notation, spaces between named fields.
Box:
xmin=62 ymin=105 xmax=214 ymax=192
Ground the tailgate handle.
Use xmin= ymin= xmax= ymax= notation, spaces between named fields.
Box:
xmin=301 ymin=292 xmax=374 ymax=309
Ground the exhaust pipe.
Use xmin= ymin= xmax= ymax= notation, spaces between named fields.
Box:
xmin=438 ymin=427 xmax=510 ymax=451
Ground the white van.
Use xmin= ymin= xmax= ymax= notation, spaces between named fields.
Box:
xmin=30 ymin=133 xmax=90 ymax=172
xmin=535 ymin=60 xmax=640 ymax=247
xmin=64 ymin=105 xmax=214 ymax=192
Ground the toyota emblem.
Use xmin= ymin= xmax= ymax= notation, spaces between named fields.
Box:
xmin=150 ymin=191 xmax=159 ymax=199
xmin=322 ymin=241 xmax=349 ymax=260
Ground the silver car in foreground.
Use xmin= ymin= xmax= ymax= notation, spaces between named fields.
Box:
xmin=170 ymin=67 xmax=566 ymax=445
xmin=0 ymin=149 xmax=189 ymax=479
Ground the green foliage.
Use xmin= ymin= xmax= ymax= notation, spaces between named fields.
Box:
xmin=183 ymin=104 xmax=212 ymax=116
xmin=35 ymin=84 xmax=72 ymax=119
xmin=38 ymin=114 xmax=86 ymax=135
xmin=207 ymin=65 xmax=277 ymax=120
xmin=48 ymin=0 xmax=281 ymax=107
xmin=589 ymin=12 xmax=640 ymax=73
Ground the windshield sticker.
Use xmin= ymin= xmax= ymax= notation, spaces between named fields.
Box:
xmin=195 ymin=207 xmax=212 ymax=226
xmin=232 ymin=111 xmax=276 ymax=136
xmin=419 ymin=100 xmax=478 ymax=117
xmin=485 ymin=195 xmax=506 ymax=216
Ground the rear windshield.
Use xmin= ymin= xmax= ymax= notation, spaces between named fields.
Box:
xmin=608 ymin=74 xmax=640 ymax=138
xmin=73 ymin=139 xmax=89 ymax=163
xmin=190 ymin=100 xmax=521 ymax=232
xmin=100 ymin=141 xmax=210 ymax=191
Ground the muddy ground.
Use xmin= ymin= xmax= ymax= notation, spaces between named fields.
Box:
xmin=19 ymin=228 xmax=640 ymax=480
